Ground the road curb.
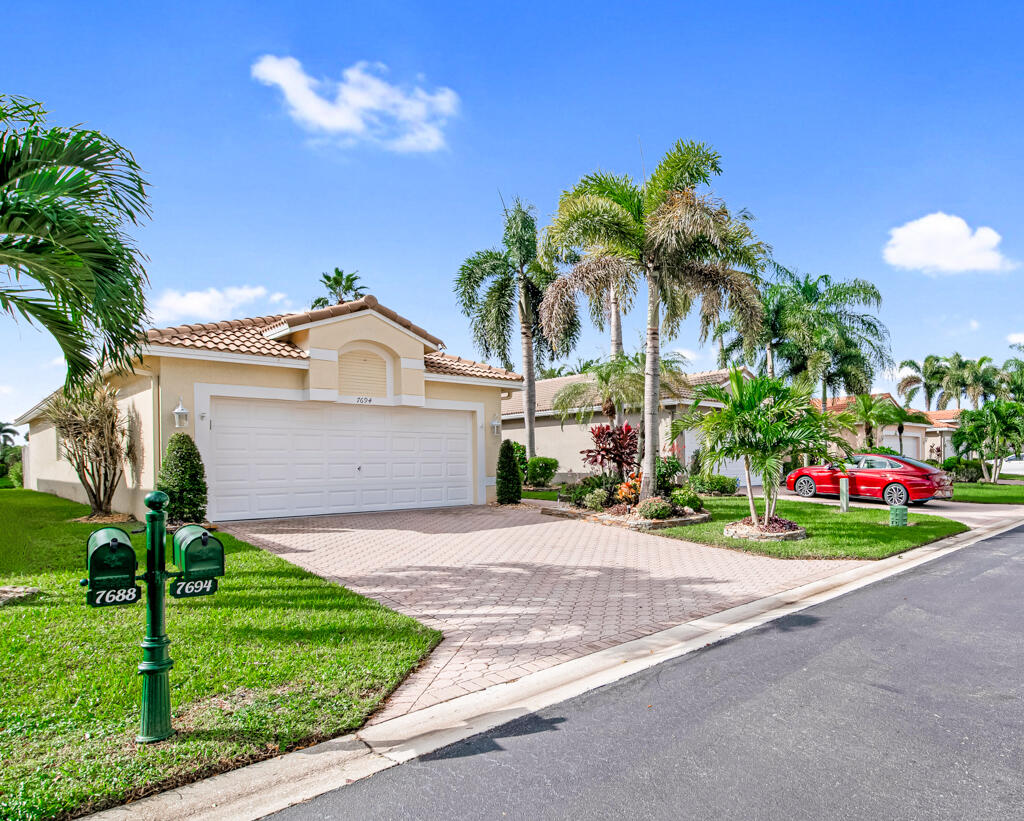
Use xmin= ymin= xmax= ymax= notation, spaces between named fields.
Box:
xmin=87 ymin=515 xmax=1023 ymax=821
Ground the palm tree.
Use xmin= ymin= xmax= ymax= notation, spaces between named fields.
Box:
xmin=897 ymin=355 xmax=947 ymax=410
xmin=672 ymin=368 xmax=852 ymax=527
xmin=310 ymin=268 xmax=366 ymax=309
xmin=1 ymin=95 xmax=149 ymax=386
xmin=540 ymin=140 xmax=763 ymax=497
xmin=775 ymin=269 xmax=891 ymax=407
xmin=0 ymin=422 xmax=17 ymax=448
xmin=937 ymin=352 xmax=969 ymax=410
xmin=717 ymin=275 xmax=791 ymax=376
xmin=1002 ymin=351 xmax=1024 ymax=403
xmin=850 ymin=394 xmax=895 ymax=449
xmin=963 ymin=356 xmax=1004 ymax=408
xmin=455 ymin=199 xmax=571 ymax=458
xmin=884 ymin=404 xmax=930 ymax=455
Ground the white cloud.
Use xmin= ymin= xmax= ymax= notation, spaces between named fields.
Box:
xmin=150 ymin=286 xmax=270 ymax=324
xmin=883 ymin=212 xmax=1017 ymax=274
xmin=673 ymin=348 xmax=703 ymax=365
xmin=1008 ymin=333 xmax=1024 ymax=345
xmin=251 ymin=56 xmax=459 ymax=153
xmin=0 ymin=385 xmax=13 ymax=396
xmin=48 ymin=356 xmax=65 ymax=367
xmin=968 ymin=319 xmax=980 ymax=331
xmin=269 ymin=292 xmax=288 ymax=304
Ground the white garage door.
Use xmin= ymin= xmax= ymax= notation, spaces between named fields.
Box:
xmin=882 ymin=434 xmax=920 ymax=459
xmin=208 ymin=397 xmax=474 ymax=521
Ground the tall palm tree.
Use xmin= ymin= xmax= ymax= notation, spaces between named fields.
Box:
xmin=1 ymin=95 xmax=150 ymax=386
xmin=936 ymin=352 xmax=969 ymax=410
xmin=850 ymin=394 xmax=895 ymax=449
xmin=1002 ymin=351 xmax=1024 ymax=403
xmin=884 ymin=404 xmax=930 ymax=455
xmin=963 ymin=355 xmax=1004 ymax=408
xmin=0 ymin=422 xmax=17 ymax=448
xmin=776 ymin=269 xmax=891 ymax=407
xmin=897 ymin=355 xmax=947 ymax=410
xmin=455 ymin=199 xmax=572 ymax=458
xmin=540 ymin=140 xmax=763 ymax=497
xmin=310 ymin=268 xmax=366 ymax=309
xmin=716 ymin=274 xmax=792 ymax=376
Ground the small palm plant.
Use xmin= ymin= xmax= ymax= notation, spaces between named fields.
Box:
xmin=672 ymin=368 xmax=852 ymax=529
xmin=310 ymin=268 xmax=366 ymax=309
xmin=883 ymin=404 xmax=930 ymax=455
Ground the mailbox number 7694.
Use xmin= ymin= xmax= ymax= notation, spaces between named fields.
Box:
xmin=171 ymin=578 xmax=218 ymax=598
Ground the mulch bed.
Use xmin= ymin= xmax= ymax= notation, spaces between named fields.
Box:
xmin=541 ymin=505 xmax=711 ymax=531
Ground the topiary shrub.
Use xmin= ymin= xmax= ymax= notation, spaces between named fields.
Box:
xmin=583 ymin=488 xmax=608 ymax=511
xmin=691 ymin=474 xmax=739 ymax=495
xmin=8 ymin=460 xmax=22 ymax=487
xmin=636 ymin=496 xmax=673 ymax=520
xmin=510 ymin=441 xmax=528 ymax=480
xmin=496 ymin=439 xmax=522 ymax=504
xmin=670 ymin=484 xmax=701 ymax=511
xmin=526 ymin=456 xmax=559 ymax=486
xmin=157 ymin=433 xmax=208 ymax=523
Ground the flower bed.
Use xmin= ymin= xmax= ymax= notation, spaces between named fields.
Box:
xmin=541 ymin=505 xmax=711 ymax=531
xmin=722 ymin=515 xmax=807 ymax=542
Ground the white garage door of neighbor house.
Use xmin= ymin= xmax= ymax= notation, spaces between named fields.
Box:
xmin=882 ymin=434 xmax=920 ymax=459
xmin=208 ymin=397 xmax=474 ymax=520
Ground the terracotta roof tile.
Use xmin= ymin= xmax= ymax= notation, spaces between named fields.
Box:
xmin=424 ymin=352 xmax=523 ymax=382
xmin=265 ymin=295 xmax=445 ymax=348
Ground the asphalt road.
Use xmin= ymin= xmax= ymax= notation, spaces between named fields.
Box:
xmin=270 ymin=526 xmax=1024 ymax=821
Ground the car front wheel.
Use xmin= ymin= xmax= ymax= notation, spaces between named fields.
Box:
xmin=883 ymin=483 xmax=909 ymax=506
xmin=794 ymin=476 xmax=816 ymax=498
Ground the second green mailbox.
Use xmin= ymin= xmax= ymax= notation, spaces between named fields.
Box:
xmin=172 ymin=525 xmax=225 ymax=580
xmin=86 ymin=527 xmax=138 ymax=589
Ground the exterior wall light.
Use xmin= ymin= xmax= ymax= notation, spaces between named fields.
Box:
xmin=490 ymin=416 xmax=502 ymax=437
xmin=172 ymin=398 xmax=190 ymax=429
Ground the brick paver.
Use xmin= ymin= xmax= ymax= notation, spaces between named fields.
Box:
xmin=225 ymin=506 xmax=863 ymax=721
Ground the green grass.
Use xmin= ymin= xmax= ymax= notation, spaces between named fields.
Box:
xmin=0 ymin=476 xmax=14 ymax=489
xmin=658 ymin=496 xmax=968 ymax=559
xmin=953 ymin=482 xmax=1024 ymax=504
xmin=998 ymin=472 xmax=1024 ymax=481
xmin=522 ymin=489 xmax=558 ymax=501
xmin=0 ymin=490 xmax=441 ymax=821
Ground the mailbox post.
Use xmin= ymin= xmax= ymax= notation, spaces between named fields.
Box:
xmin=138 ymin=490 xmax=174 ymax=743
xmin=83 ymin=490 xmax=226 ymax=744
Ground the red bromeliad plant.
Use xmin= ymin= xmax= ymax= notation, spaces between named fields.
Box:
xmin=581 ymin=423 xmax=638 ymax=479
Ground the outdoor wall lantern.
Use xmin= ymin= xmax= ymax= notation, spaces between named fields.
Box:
xmin=490 ymin=416 xmax=501 ymax=437
xmin=172 ymin=398 xmax=190 ymax=429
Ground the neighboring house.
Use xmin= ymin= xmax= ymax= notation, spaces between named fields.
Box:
xmin=811 ymin=393 xmax=934 ymax=460
xmin=16 ymin=295 xmax=522 ymax=520
xmin=923 ymin=409 xmax=961 ymax=461
xmin=501 ymin=368 xmax=757 ymax=486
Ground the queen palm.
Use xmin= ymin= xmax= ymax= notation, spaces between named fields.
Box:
xmin=541 ymin=140 xmax=763 ymax=497
xmin=897 ymin=355 xmax=947 ymax=410
xmin=455 ymin=199 xmax=572 ymax=458
xmin=963 ymin=356 xmax=1005 ymax=408
xmin=717 ymin=276 xmax=791 ymax=376
xmin=1 ymin=95 xmax=149 ymax=385
xmin=936 ymin=352 xmax=969 ymax=410
xmin=310 ymin=268 xmax=366 ymax=309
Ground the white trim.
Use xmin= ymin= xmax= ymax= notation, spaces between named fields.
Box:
xmin=309 ymin=348 xmax=338 ymax=362
xmin=426 ymin=373 xmax=524 ymax=389
xmin=309 ymin=388 xmax=338 ymax=402
xmin=400 ymin=357 xmax=425 ymax=370
xmin=263 ymin=310 xmax=441 ymax=352
xmin=142 ymin=344 xmax=309 ymax=370
xmin=193 ymin=383 xmax=487 ymax=515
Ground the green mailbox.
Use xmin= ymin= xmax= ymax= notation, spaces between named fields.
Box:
xmin=172 ymin=525 xmax=225 ymax=581
xmin=86 ymin=527 xmax=138 ymax=589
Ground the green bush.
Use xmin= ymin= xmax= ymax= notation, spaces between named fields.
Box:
xmin=691 ymin=474 xmax=739 ymax=495
xmin=510 ymin=441 xmax=528 ymax=480
xmin=942 ymin=457 xmax=983 ymax=483
xmin=637 ymin=496 xmax=673 ymax=519
xmin=655 ymin=455 xmax=683 ymax=495
xmin=526 ymin=456 xmax=559 ymax=486
xmin=669 ymin=484 xmax=701 ymax=511
xmin=565 ymin=474 xmax=615 ymax=507
xmin=156 ymin=433 xmax=208 ymax=523
xmin=496 ymin=439 xmax=523 ymax=504
xmin=0 ymin=462 xmax=7 ymax=478
xmin=8 ymin=461 xmax=22 ymax=487
xmin=870 ymin=445 xmax=901 ymax=456
xmin=583 ymin=488 xmax=608 ymax=511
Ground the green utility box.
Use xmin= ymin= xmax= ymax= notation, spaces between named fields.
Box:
xmin=172 ymin=525 xmax=225 ymax=581
xmin=889 ymin=505 xmax=909 ymax=527
xmin=86 ymin=527 xmax=138 ymax=589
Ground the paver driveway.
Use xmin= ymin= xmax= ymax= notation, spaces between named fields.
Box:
xmin=225 ymin=506 xmax=863 ymax=721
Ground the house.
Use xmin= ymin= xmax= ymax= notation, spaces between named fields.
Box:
xmin=923 ymin=409 xmax=961 ymax=461
xmin=16 ymin=295 xmax=522 ymax=520
xmin=811 ymin=393 xmax=935 ymax=460
xmin=500 ymin=368 xmax=756 ymax=486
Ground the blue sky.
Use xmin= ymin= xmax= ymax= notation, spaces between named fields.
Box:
xmin=4 ymin=1 xmax=1023 ymax=427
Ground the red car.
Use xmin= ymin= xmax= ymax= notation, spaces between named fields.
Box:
xmin=786 ymin=453 xmax=954 ymax=506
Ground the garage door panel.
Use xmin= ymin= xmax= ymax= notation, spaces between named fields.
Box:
xmin=209 ymin=398 xmax=474 ymax=520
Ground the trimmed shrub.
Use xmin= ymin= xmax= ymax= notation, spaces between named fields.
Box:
xmin=655 ymin=455 xmax=682 ymax=496
xmin=870 ymin=445 xmax=901 ymax=456
xmin=670 ymin=484 xmax=701 ymax=511
xmin=526 ymin=456 xmax=559 ymax=486
xmin=510 ymin=441 xmax=528 ymax=480
xmin=637 ymin=496 xmax=673 ymax=520
xmin=583 ymin=488 xmax=608 ymax=511
xmin=156 ymin=433 xmax=208 ymax=523
xmin=496 ymin=439 xmax=523 ymax=504
xmin=942 ymin=457 xmax=983 ymax=483
xmin=691 ymin=474 xmax=739 ymax=495
xmin=8 ymin=460 xmax=22 ymax=487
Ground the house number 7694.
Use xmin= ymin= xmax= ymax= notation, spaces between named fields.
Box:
xmin=355 ymin=397 xmax=373 ymax=404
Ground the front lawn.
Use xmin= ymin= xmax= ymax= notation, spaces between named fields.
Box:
xmin=658 ymin=497 xmax=967 ymax=559
xmin=953 ymin=482 xmax=1024 ymax=504
xmin=0 ymin=490 xmax=440 ymax=821
xmin=522 ymin=489 xmax=558 ymax=501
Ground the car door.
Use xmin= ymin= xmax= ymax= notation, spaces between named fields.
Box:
xmin=851 ymin=455 xmax=891 ymax=499
xmin=813 ymin=460 xmax=845 ymax=494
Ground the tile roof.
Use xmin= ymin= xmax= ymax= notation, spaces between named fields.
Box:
xmin=810 ymin=392 xmax=901 ymax=413
xmin=143 ymin=297 xmax=520 ymax=381
xmin=925 ymin=408 xmax=961 ymax=428
xmin=501 ymin=367 xmax=739 ymax=417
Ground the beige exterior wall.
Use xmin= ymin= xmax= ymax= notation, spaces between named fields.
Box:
xmin=20 ymin=310 xmax=514 ymax=515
